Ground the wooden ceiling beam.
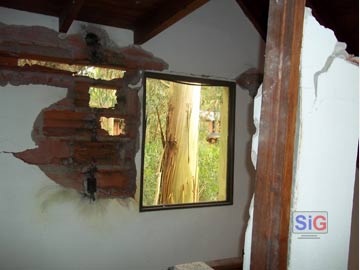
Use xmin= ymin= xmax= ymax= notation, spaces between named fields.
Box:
xmin=59 ymin=0 xmax=85 ymax=33
xmin=250 ymin=0 xmax=305 ymax=269
xmin=133 ymin=0 xmax=209 ymax=44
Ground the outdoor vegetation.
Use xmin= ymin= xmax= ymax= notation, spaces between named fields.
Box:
xmin=17 ymin=58 xmax=231 ymax=205
xmin=18 ymin=59 xmax=125 ymax=80
xmin=143 ymin=78 xmax=229 ymax=206
xmin=17 ymin=59 xmax=126 ymax=136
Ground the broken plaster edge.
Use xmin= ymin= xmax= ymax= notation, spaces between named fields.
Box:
xmin=243 ymin=7 xmax=358 ymax=270
xmin=0 ymin=22 xmax=168 ymax=72
xmin=288 ymin=8 xmax=359 ymax=270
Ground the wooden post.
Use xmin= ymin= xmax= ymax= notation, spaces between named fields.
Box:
xmin=250 ymin=0 xmax=305 ymax=269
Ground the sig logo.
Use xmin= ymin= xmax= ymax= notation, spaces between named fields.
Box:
xmin=293 ymin=211 xmax=328 ymax=236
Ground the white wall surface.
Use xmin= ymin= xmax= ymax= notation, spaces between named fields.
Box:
xmin=288 ymin=9 xmax=359 ymax=270
xmin=242 ymin=8 xmax=359 ymax=270
xmin=0 ymin=1 xmax=263 ymax=270
xmin=142 ymin=0 xmax=264 ymax=78
xmin=348 ymin=169 xmax=359 ymax=270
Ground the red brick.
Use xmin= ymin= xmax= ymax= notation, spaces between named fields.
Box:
xmin=73 ymin=142 xmax=121 ymax=164
xmin=14 ymin=140 xmax=71 ymax=165
xmin=96 ymin=170 xmax=130 ymax=188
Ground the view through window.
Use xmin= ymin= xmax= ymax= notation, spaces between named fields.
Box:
xmin=140 ymin=72 xmax=235 ymax=211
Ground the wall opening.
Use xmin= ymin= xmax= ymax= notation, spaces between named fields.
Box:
xmin=0 ymin=23 xmax=168 ymax=200
xmin=89 ymin=87 xmax=117 ymax=108
xmin=18 ymin=58 xmax=125 ymax=80
xmin=99 ymin=117 xmax=126 ymax=136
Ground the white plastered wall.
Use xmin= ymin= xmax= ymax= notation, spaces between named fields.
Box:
xmin=242 ymin=8 xmax=358 ymax=270
xmin=288 ymin=8 xmax=359 ymax=270
xmin=0 ymin=1 xmax=263 ymax=269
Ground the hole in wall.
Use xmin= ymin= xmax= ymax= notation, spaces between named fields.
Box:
xmin=100 ymin=117 xmax=126 ymax=136
xmin=2 ymin=23 xmax=168 ymax=201
xmin=18 ymin=59 xmax=125 ymax=80
xmin=89 ymin=87 xmax=117 ymax=108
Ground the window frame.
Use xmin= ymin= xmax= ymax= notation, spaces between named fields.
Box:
xmin=139 ymin=71 xmax=236 ymax=212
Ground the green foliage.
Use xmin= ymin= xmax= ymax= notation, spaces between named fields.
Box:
xmin=197 ymin=121 xmax=220 ymax=202
xmin=201 ymin=85 xmax=223 ymax=112
xmin=78 ymin=66 xmax=125 ymax=80
xmin=18 ymin=59 xmax=125 ymax=80
xmin=143 ymin=79 xmax=226 ymax=205
xmin=89 ymin=87 xmax=117 ymax=108
xmin=143 ymin=140 xmax=162 ymax=205
xmin=143 ymin=79 xmax=170 ymax=206
xmin=197 ymin=86 xmax=226 ymax=202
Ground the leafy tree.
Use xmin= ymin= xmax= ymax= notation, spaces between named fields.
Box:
xmin=143 ymin=80 xmax=229 ymax=205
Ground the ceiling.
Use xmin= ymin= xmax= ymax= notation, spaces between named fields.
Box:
xmin=0 ymin=0 xmax=358 ymax=55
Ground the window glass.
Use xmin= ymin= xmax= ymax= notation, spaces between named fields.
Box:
xmin=140 ymin=72 xmax=235 ymax=211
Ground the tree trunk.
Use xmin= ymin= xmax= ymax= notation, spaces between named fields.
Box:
xmin=156 ymin=82 xmax=201 ymax=205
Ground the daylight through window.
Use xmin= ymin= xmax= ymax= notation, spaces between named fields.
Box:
xmin=140 ymin=72 xmax=235 ymax=211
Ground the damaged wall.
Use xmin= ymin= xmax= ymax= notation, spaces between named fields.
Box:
xmin=0 ymin=1 xmax=263 ymax=270
xmin=288 ymin=8 xmax=359 ymax=270
xmin=242 ymin=8 xmax=358 ymax=270
xmin=0 ymin=23 xmax=167 ymax=200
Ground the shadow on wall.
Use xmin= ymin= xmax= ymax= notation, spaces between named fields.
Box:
xmin=36 ymin=183 xmax=137 ymax=217
xmin=235 ymin=41 xmax=265 ymax=257
xmin=235 ymin=93 xmax=257 ymax=258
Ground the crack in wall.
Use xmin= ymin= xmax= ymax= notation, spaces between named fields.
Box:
xmin=313 ymin=42 xmax=349 ymax=98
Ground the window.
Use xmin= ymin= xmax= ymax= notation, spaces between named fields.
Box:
xmin=140 ymin=72 xmax=236 ymax=211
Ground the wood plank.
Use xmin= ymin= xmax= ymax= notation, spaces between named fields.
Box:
xmin=250 ymin=0 xmax=305 ymax=269
xmin=134 ymin=0 xmax=209 ymax=44
xmin=59 ymin=0 xmax=85 ymax=33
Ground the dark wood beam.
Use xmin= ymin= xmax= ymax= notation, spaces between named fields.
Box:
xmin=250 ymin=0 xmax=305 ymax=269
xmin=59 ymin=0 xmax=85 ymax=33
xmin=134 ymin=0 xmax=209 ymax=44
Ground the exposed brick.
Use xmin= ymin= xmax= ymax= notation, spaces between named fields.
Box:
xmin=6 ymin=23 xmax=168 ymax=200
xmin=0 ymin=23 xmax=167 ymax=72
xmin=22 ymin=82 xmax=139 ymax=198
xmin=73 ymin=82 xmax=91 ymax=107
xmin=96 ymin=170 xmax=135 ymax=197
xmin=43 ymin=109 xmax=94 ymax=121
xmin=72 ymin=141 xmax=122 ymax=165
xmin=96 ymin=170 xmax=131 ymax=189
xmin=14 ymin=140 xmax=71 ymax=165
xmin=43 ymin=127 xmax=94 ymax=138
xmin=126 ymin=90 xmax=140 ymax=116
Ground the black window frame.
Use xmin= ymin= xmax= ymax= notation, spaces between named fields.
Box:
xmin=140 ymin=71 xmax=236 ymax=211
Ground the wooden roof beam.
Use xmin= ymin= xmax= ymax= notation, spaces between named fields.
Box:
xmin=59 ymin=0 xmax=85 ymax=33
xmin=134 ymin=0 xmax=209 ymax=44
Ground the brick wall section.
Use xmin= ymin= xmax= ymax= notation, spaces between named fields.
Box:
xmin=15 ymin=77 xmax=138 ymax=198
xmin=0 ymin=23 xmax=168 ymax=199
